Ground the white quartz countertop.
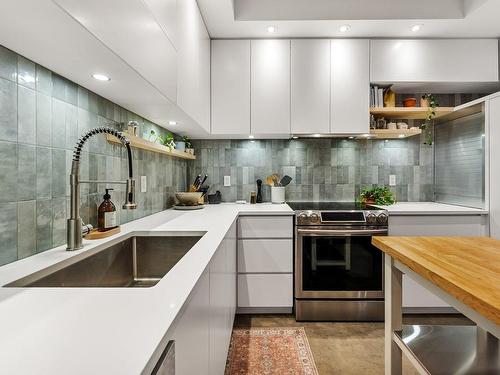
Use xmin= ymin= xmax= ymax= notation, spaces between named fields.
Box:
xmin=0 ymin=203 xmax=293 ymax=375
xmin=373 ymin=202 xmax=488 ymax=215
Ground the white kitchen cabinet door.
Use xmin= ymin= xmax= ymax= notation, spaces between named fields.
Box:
xmin=238 ymin=274 xmax=293 ymax=308
xmin=54 ymin=0 xmax=178 ymax=103
xmin=142 ymin=0 xmax=177 ymax=48
xmin=331 ymin=39 xmax=370 ymax=134
xmin=177 ymin=0 xmax=210 ymax=131
xmin=211 ymin=40 xmax=251 ymax=135
xmin=173 ymin=270 xmax=210 ymax=375
xmin=291 ymin=40 xmax=330 ymax=134
xmin=238 ymin=216 xmax=293 ymax=239
xmin=238 ymin=239 xmax=293 ymax=273
xmin=371 ymin=39 xmax=499 ymax=83
xmin=489 ymin=94 xmax=500 ymax=239
xmin=251 ymin=40 xmax=291 ymax=135
xmin=209 ymin=242 xmax=229 ymax=375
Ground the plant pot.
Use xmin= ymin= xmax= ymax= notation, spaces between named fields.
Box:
xmin=271 ymin=186 xmax=285 ymax=204
xmin=402 ymin=98 xmax=417 ymax=107
xmin=186 ymin=148 xmax=195 ymax=155
xmin=175 ymin=141 xmax=186 ymax=151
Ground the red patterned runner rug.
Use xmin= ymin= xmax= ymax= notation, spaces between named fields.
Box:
xmin=225 ymin=327 xmax=319 ymax=375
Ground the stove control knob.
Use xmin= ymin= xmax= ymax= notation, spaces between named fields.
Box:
xmin=366 ymin=213 xmax=377 ymax=225
xmin=297 ymin=212 xmax=308 ymax=224
xmin=376 ymin=213 xmax=388 ymax=225
xmin=310 ymin=213 xmax=320 ymax=224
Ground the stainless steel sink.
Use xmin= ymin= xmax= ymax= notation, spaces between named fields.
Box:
xmin=5 ymin=235 xmax=203 ymax=288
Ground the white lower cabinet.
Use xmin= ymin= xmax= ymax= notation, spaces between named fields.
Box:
xmin=173 ymin=270 xmax=210 ymax=375
xmin=237 ymin=215 xmax=294 ymax=312
xmin=238 ymin=274 xmax=293 ymax=308
xmin=173 ymin=221 xmax=237 ymax=375
xmin=238 ymin=239 xmax=293 ymax=273
xmin=389 ymin=214 xmax=488 ymax=311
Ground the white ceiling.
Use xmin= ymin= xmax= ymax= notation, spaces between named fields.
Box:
xmin=197 ymin=0 xmax=500 ymax=38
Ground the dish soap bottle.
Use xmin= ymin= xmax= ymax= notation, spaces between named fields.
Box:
xmin=98 ymin=188 xmax=118 ymax=231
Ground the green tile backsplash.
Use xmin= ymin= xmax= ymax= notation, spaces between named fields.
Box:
xmin=188 ymin=137 xmax=434 ymax=204
xmin=0 ymin=45 xmax=186 ymax=266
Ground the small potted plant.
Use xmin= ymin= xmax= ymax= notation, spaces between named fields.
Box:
xmin=420 ymin=93 xmax=439 ymax=145
xmin=183 ymin=136 xmax=194 ymax=155
xmin=359 ymin=186 xmax=395 ymax=206
xmin=175 ymin=136 xmax=187 ymax=152
xmin=160 ymin=132 xmax=175 ymax=150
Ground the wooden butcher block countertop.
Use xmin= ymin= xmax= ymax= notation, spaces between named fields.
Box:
xmin=372 ymin=236 xmax=500 ymax=325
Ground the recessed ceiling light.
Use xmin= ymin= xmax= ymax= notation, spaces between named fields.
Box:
xmin=348 ymin=136 xmax=354 ymax=139
xmin=363 ymin=134 xmax=371 ymax=138
xmin=339 ymin=24 xmax=351 ymax=33
xmin=92 ymin=73 xmax=110 ymax=81
xmin=398 ymin=134 xmax=405 ymax=138
xmin=313 ymin=134 xmax=321 ymax=138
xmin=168 ymin=120 xmax=177 ymax=126
xmin=292 ymin=136 xmax=298 ymax=139
xmin=248 ymin=135 xmax=254 ymax=139
xmin=411 ymin=24 xmax=422 ymax=32
xmin=267 ymin=26 xmax=276 ymax=33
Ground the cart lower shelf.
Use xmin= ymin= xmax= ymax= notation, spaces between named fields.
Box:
xmin=394 ymin=324 xmax=499 ymax=374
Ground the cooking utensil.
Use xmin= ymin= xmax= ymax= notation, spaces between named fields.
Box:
xmin=197 ymin=175 xmax=208 ymax=190
xmin=190 ymin=175 xmax=201 ymax=192
xmin=280 ymin=175 xmax=292 ymax=187
xmin=272 ymin=173 xmax=281 ymax=186
xmin=265 ymin=176 xmax=275 ymax=186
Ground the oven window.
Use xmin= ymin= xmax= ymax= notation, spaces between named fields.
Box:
xmin=301 ymin=235 xmax=382 ymax=291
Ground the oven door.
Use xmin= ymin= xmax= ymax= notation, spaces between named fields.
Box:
xmin=295 ymin=226 xmax=386 ymax=299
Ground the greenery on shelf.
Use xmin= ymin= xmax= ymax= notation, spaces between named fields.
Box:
xmin=359 ymin=186 xmax=396 ymax=205
xmin=181 ymin=135 xmax=192 ymax=149
xmin=159 ymin=132 xmax=175 ymax=149
xmin=421 ymin=93 xmax=439 ymax=145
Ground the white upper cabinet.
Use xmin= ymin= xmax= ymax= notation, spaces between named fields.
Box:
xmin=291 ymin=40 xmax=330 ymax=134
xmin=177 ymin=0 xmax=211 ymax=132
xmin=142 ymin=0 xmax=177 ymax=49
xmin=211 ymin=40 xmax=251 ymax=135
xmin=251 ymin=40 xmax=291 ymax=135
xmin=54 ymin=0 xmax=178 ymax=103
xmin=371 ymin=39 xmax=499 ymax=83
xmin=331 ymin=39 xmax=370 ymax=134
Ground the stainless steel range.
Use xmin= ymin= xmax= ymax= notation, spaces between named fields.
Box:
xmin=288 ymin=202 xmax=388 ymax=322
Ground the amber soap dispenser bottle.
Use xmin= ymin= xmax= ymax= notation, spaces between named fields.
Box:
xmin=98 ymin=188 xmax=118 ymax=231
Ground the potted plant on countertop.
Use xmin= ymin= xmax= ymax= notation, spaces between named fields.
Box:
xmin=420 ymin=93 xmax=439 ymax=145
xmin=359 ymin=186 xmax=395 ymax=206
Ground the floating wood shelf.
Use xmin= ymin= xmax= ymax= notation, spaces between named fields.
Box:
xmin=359 ymin=128 xmax=422 ymax=139
xmin=106 ymin=134 xmax=196 ymax=160
xmin=370 ymin=106 xmax=454 ymax=120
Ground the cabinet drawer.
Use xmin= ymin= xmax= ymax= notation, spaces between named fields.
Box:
xmin=238 ymin=274 xmax=293 ymax=308
xmin=238 ymin=239 xmax=292 ymax=273
xmin=238 ymin=216 xmax=293 ymax=238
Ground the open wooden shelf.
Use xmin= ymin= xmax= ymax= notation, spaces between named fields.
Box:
xmin=370 ymin=106 xmax=454 ymax=120
xmin=106 ymin=134 xmax=196 ymax=160
xmin=359 ymin=128 xmax=422 ymax=139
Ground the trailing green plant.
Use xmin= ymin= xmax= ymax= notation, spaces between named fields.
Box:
xmin=181 ymin=135 xmax=192 ymax=148
xmin=160 ymin=132 xmax=175 ymax=149
xmin=359 ymin=186 xmax=395 ymax=206
xmin=420 ymin=93 xmax=439 ymax=145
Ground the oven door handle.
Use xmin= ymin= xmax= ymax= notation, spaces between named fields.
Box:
xmin=297 ymin=228 xmax=388 ymax=236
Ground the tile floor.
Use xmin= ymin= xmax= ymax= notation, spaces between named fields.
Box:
xmin=233 ymin=314 xmax=473 ymax=375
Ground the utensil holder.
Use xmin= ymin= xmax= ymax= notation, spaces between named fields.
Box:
xmin=271 ymin=187 xmax=285 ymax=204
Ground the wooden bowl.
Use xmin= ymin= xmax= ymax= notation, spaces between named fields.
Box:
xmin=175 ymin=192 xmax=203 ymax=206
